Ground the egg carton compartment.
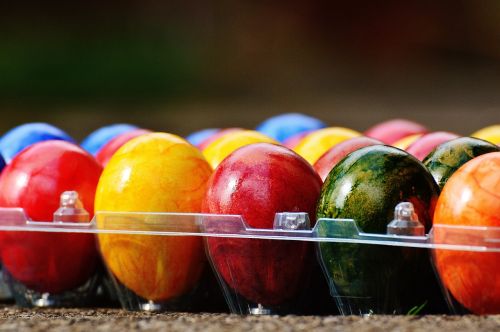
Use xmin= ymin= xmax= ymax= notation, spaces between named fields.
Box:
xmin=0 ymin=196 xmax=498 ymax=315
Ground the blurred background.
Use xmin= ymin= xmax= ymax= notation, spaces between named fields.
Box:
xmin=0 ymin=0 xmax=499 ymax=139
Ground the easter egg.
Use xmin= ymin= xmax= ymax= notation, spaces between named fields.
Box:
xmin=313 ymin=136 xmax=382 ymax=181
xmin=198 ymin=128 xmax=243 ymax=150
xmin=203 ymin=143 xmax=322 ymax=307
xmin=95 ymin=133 xmax=212 ymax=302
xmin=186 ymin=128 xmax=220 ymax=147
xmin=406 ymin=132 xmax=460 ymax=161
xmin=0 ymin=140 xmax=101 ymax=293
xmin=471 ymin=124 xmax=500 ymax=145
xmin=0 ymin=123 xmax=74 ymax=164
xmin=256 ymin=113 xmax=326 ymax=142
xmin=95 ymin=129 xmax=151 ymax=167
xmin=81 ymin=124 xmax=137 ymax=156
xmin=293 ymin=127 xmax=361 ymax=165
xmin=423 ymin=137 xmax=499 ymax=190
xmin=433 ymin=152 xmax=500 ymax=314
xmin=317 ymin=145 xmax=441 ymax=314
xmin=365 ymin=119 xmax=428 ymax=144
xmin=202 ymin=130 xmax=277 ymax=169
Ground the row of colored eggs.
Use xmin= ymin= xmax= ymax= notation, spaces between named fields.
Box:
xmin=0 ymin=115 xmax=497 ymax=314
xmin=0 ymin=115 xmax=498 ymax=172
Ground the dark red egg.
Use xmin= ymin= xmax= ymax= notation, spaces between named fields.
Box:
xmin=203 ymin=143 xmax=321 ymax=307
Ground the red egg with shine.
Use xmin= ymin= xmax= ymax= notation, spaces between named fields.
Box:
xmin=0 ymin=140 xmax=102 ymax=294
xmin=203 ymin=143 xmax=322 ymax=307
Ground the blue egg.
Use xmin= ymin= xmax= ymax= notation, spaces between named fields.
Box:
xmin=0 ymin=123 xmax=75 ymax=164
xmin=186 ymin=128 xmax=220 ymax=147
xmin=81 ymin=124 xmax=138 ymax=156
xmin=256 ymin=113 xmax=326 ymax=142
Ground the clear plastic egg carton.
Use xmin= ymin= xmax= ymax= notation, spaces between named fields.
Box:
xmin=0 ymin=192 xmax=497 ymax=315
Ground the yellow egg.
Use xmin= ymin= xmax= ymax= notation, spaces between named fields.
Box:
xmin=202 ymin=130 xmax=277 ymax=168
xmin=95 ymin=132 xmax=212 ymax=302
xmin=471 ymin=125 xmax=500 ymax=145
xmin=293 ymin=127 xmax=361 ymax=164
xmin=392 ymin=133 xmax=423 ymax=150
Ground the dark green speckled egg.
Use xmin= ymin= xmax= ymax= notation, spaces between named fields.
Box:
xmin=316 ymin=145 xmax=445 ymax=315
xmin=317 ymin=145 xmax=439 ymax=234
xmin=423 ymin=137 xmax=499 ymax=190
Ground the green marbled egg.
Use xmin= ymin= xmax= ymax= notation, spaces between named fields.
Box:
xmin=316 ymin=145 xmax=445 ymax=314
xmin=423 ymin=137 xmax=499 ymax=190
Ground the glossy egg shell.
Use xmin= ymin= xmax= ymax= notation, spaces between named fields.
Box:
xmin=433 ymin=152 xmax=500 ymax=314
xmin=316 ymin=145 xmax=442 ymax=314
xmin=95 ymin=133 xmax=212 ymax=301
xmin=423 ymin=137 xmax=499 ymax=190
xmin=203 ymin=143 xmax=322 ymax=306
xmin=0 ymin=140 xmax=101 ymax=293
xmin=0 ymin=123 xmax=74 ymax=164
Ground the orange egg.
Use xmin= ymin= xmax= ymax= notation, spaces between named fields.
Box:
xmin=95 ymin=133 xmax=212 ymax=302
xmin=433 ymin=152 xmax=500 ymax=314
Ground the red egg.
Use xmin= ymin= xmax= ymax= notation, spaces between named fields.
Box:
xmin=365 ymin=119 xmax=428 ymax=144
xmin=0 ymin=140 xmax=102 ymax=294
xmin=313 ymin=136 xmax=382 ymax=181
xmin=95 ymin=129 xmax=151 ymax=167
xmin=203 ymin=143 xmax=321 ymax=307
xmin=406 ymin=131 xmax=460 ymax=161
xmin=433 ymin=152 xmax=500 ymax=314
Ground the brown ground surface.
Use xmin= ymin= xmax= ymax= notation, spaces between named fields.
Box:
xmin=0 ymin=307 xmax=497 ymax=332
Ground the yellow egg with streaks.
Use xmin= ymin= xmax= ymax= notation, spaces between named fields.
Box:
xmin=95 ymin=132 xmax=212 ymax=301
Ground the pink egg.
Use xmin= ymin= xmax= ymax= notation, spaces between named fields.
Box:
xmin=407 ymin=131 xmax=460 ymax=161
